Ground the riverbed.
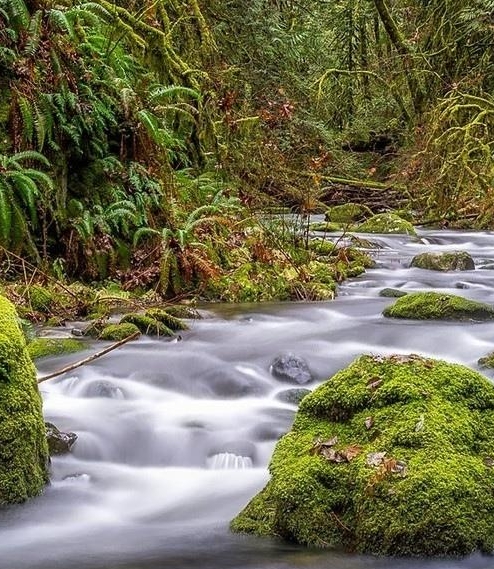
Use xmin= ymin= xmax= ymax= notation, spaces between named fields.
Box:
xmin=2 ymin=229 xmax=494 ymax=569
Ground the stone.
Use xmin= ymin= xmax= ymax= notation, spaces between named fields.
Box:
xmin=98 ymin=323 xmax=141 ymax=341
xmin=383 ymin=292 xmax=494 ymax=321
xmin=324 ymin=203 xmax=373 ymax=224
xmin=45 ymin=422 xmax=77 ymax=455
xmin=231 ymin=354 xmax=494 ymax=556
xmin=276 ymin=388 xmax=311 ymax=405
xmin=357 ymin=213 xmax=416 ymax=235
xmin=379 ymin=288 xmax=408 ymax=298
xmin=411 ymin=251 xmax=475 ymax=272
xmin=0 ymin=296 xmax=49 ymax=504
xmin=270 ymin=354 xmax=313 ymax=384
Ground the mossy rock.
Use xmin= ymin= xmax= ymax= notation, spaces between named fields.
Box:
xmin=325 ymin=203 xmax=373 ymax=224
xmin=357 ymin=213 xmax=416 ymax=235
xmin=0 ymin=296 xmax=49 ymax=504
xmin=478 ymin=352 xmax=494 ymax=369
xmin=231 ymin=354 xmax=494 ymax=556
xmin=164 ymin=305 xmax=202 ymax=319
xmin=379 ymin=288 xmax=408 ymax=298
xmin=145 ymin=309 xmax=189 ymax=331
xmin=411 ymin=251 xmax=475 ymax=272
xmin=310 ymin=222 xmax=347 ymax=233
xmin=98 ymin=323 xmax=141 ymax=342
xmin=119 ymin=313 xmax=174 ymax=336
xmin=27 ymin=338 xmax=86 ymax=360
xmin=308 ymin=239 xmax=337 ymax=256
xmin=383 ymin=292 xmax=494 ymax=321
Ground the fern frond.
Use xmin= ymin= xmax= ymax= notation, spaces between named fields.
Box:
xmin=24 ymin=10 xmax=42 ymax=57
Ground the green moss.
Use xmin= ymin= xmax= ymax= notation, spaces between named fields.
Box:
xmin=383 ymin=292 xmax=494 ymax=321
xmin=310 ymin=222 xmax=348 ymax=233
xmin=27 ymin=338 xmax=86 ymax=360
xmin=119 ymin=313 xmax=174 ymax=336
xmin=308 ymin=239 xmax=337 ymax=256
xmin=0 ymin=296 xmax=49 ymax=504
xmin=98 ymin=323 xmax=141 ymax=341
xmin=411 ymin=251 xmax=475 ymax=271
xmin=25 ymin=285 xmax=55 ymax=312
xmin=325 ymin=203 xmax=373 ymax=224
xmin=145 ymin=309 xmax=189 ymax=331
xmin=357 ymin=213 xmax=416 ymax=235
xmin=231 ymin=354 xmax=494 ymax=556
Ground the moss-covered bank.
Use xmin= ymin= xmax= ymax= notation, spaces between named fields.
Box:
xmin=231 ymin=354 xmax=494 ymax=556
xmin=0 ymin=296 xmax=49 ymax=505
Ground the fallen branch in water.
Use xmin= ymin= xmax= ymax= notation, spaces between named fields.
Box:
xmin=37 ymin=331 xmax=140 ymax=384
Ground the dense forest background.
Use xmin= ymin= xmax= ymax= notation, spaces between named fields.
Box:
xmin=1 ymin=0 xmax=493 ymax=300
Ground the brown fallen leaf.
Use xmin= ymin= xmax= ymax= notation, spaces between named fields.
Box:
xmin=366 ymin=451 xmax=387 ymax=467
xmin=341 ymin=444 xmax=363 ymax=462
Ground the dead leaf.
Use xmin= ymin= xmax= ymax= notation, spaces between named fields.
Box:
xmin=364 ymin=416 xmax=374 ymax=430
xmin=415 ymin=414 xmax=425 ymax=432
xmin=341 ymin=444 xmax=362 ymax=462
xmin=366 ymin=451 xmax=387 ymax=467
xmin=484 ymin=457 xmax=494 ymax=468
xmin=367 ymin=379 xmax=383 ymax=391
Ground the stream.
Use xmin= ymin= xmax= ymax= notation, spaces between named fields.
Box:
xmin=2 ymin=228 xmax=494 ymax=569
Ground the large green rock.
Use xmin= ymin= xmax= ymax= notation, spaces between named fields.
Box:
xmin=411 ymin=251 xmax=475 ymax=272
xmin=383 ymin=292 xmax=494 ymax=321
xmin=0 ymin=296 xmax=49 ymax=504
xmin=231 ymin=354 xmax=494 ymax=556
xmin=357 ymin=213 xmax=416 ymax=235
xmin=325 ymin=203 xmax=373 ymax=224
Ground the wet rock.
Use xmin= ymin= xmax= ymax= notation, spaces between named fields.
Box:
xmin=411 ymin=251 xmax=475 ymax=271
xmin=378 ymin=288 xmax=408 ymax=298
xmin=270 ymin=354 xmax=313 ymax=384
xmin=478 ymin=352 xmax=494 ymax=369
xmin=0 ymin=296 xmax=49 ymax=504
xmin=202 ymin=367 xmax=271 ymax=398
xmin=250 ymin=422 xmax=289 ymax=441
xmin=276 ymin=388 xmax=311 ymax=405
xmin=232 ymin=354 xmax=494 ymax=557
xmin=98 ymin=323 xmax=140 ymax=341
xmin=83 ymin=380 xmax=124 ymax=399
xmin=45 ymin=422 xmax=77 ymax=455
xmin=357 ymin=213 xmax=416 ymax=235
xmin=383 ymin=291 xmax=494 ymax=321
xmin=325 ymin=203 xmax=373 ymax=224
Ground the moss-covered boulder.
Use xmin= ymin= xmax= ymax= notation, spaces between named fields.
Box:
xmin=357 ymin=213 xmax=416 ymax=235
xmin=27 ymin=337 xmax=86 ymax=360
xmin=119 ymin=313 xmax=174 ymax=336
xmin=98 ymin=323 xmax=141 ymax=341
xmin=145 ymin=309 xmax=189 ymax=331
xmin=310 ymin=222 xmax=346 ymax=233
xmin=231 ymin=354 xmax=494 ymax=556
xmin=325 ymin=203 xmax=373 ymax=224
xmin=411 ymin=251 xmax=475 ymax=272
xmin=383 ymin=292 xmax=494 ymax=321
xmin=0 ymin=296 xmax=49 ymax=504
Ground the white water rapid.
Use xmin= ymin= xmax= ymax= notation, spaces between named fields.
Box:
xmin=2 ymin=228 xmax=494 ymax=569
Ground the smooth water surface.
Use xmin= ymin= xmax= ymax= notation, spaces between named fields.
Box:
xmin=2 ymin=228 xmax=494 ymax=569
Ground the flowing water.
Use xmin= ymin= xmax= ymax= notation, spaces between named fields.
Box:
xmin=2 ymin=228 xmax=494 ymax=569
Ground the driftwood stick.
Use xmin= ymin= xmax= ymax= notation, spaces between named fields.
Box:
xmin=37 ymin=331 xmax=140 ymax=384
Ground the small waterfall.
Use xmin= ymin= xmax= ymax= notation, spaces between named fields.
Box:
xmin=206 ymin=452 xmax=253 ymax=470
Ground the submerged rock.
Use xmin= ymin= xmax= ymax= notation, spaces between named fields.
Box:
xmin=0 ymin=296 xmax=49 ymax=504
xmin=411 ymin=251 xmax=475 ymax=271
xmin=478 ymin=352 xmax=494 ymax=369
xmin=231 ymin=354 xmax=494 ymax=556
xmin=276 ymin=388 xmax=311 ymax=405
xmin=270 ymin=354 xmax=313 ymax=384
xmin=45 ymin=422 xmax=78 ymax=455
xmin=83 ymin=380 xmax=124 ymax=399
xmin=119 ymin=313 xmax=174 ymax=336
xmin=383 ymin=291 xmax=494 ymax=321
xmin=357 ymin=213 xmax=416 ymax=235
xmin=378 ymin=288 xmax=408 ymax=298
